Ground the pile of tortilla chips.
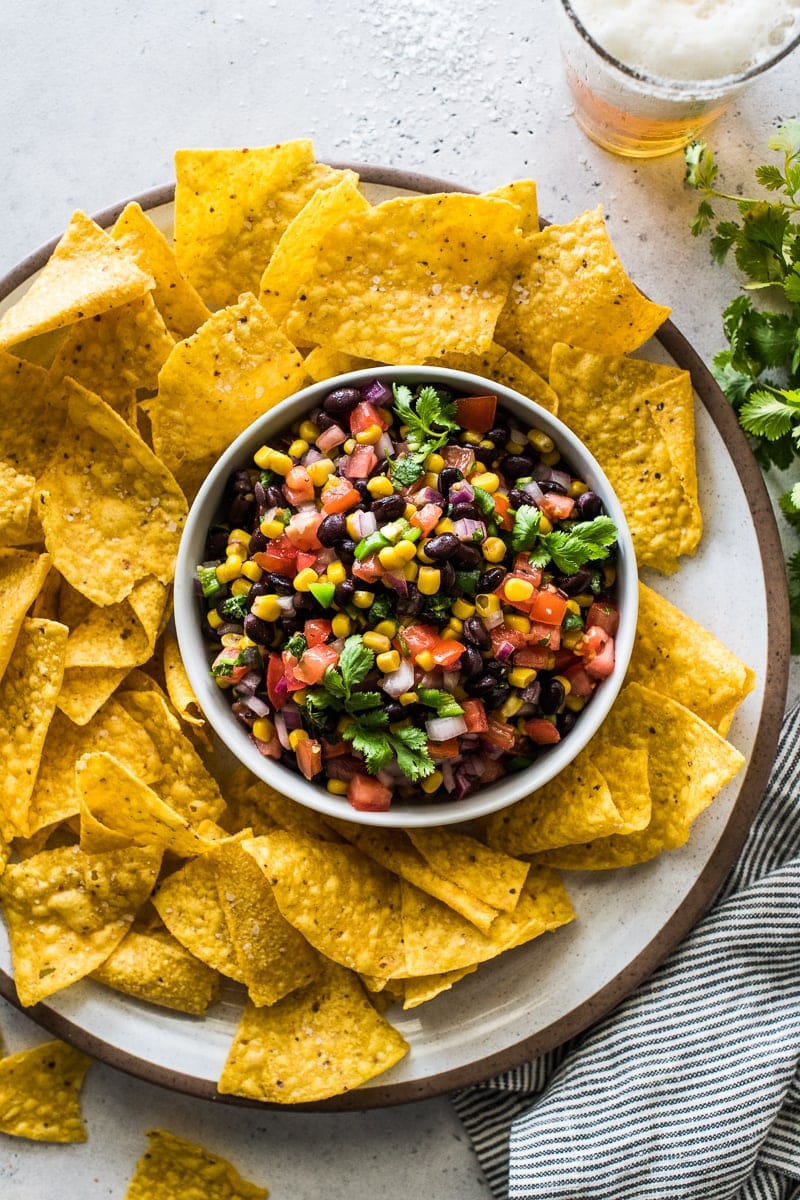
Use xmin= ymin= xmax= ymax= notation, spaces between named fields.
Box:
xmin=0 ymin=139 xmax=755 ymax=1106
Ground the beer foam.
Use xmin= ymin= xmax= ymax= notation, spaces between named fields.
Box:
xmin=570 ymin=0 xmax=800 ymax=81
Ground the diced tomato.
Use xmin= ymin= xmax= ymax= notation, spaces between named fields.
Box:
xmin=428 ymin=738 xmax=461 ymax=760
xmin=525 ymin=718 xmax=561 ymax=745
xmin=527 ymin=621 xmax=561 ymax=651
xmin=587 ymin=601 xmax=619 ymax=637
xmin=483 ymin=718 xmax=516 ymax=752
xmin=461 ymin=698 xmax=489 ymax=734
xmin=442 ymin=444 xmax=475 ymax=473
xmin=315 ymin=424 xmax=348 ymax=452
xmin=344 ymin=445 xmax=378 ymax=479
xmin=347 ymin=773 xmax=393 ymax=812
xmin=575 ymin=624 xmax=609 ymax=660
xmin=254 ymin=732 xmax=281 ymax=759
xmin=493 ymin=492 xmax=514 ymax=531
xmin=514 ymin=645 xmax=555 ymax=669
xmin=295 ymin=551 xmax=318 ymax=572
xmin=528 ymin=589 xmax=568 ymax=626
xmin=350 ymin=400 xmax=390 ymax=436
xmin=210 ymin=647 xmax=252 ymax=686
xmin=322 ymin=739 xmax=350 ymax=759
xmin=304 ymin=618 xmax=332 ymax=646
xmin=320 ymin=476 xmax=360 ymax=513
xmin=455 ymin=393 xmax=497 ymax=434
xmin=296 ymin=736 xmax=323 ymax=780
xmin=283 ymin=465 xmax=315 ymax=504
xmin=352 ymin=553 xmax=385 ymax=583
xmin=562 ymin=661 xmax=595 ymax=698
xmin=284 ymin=510 xmax=323 ymax=550
xmin=280 ymin=651 xmax=308 ymax=692
xmin=490 ymin=625 xmax=526 ymax=654
xmin=410 ymin=503 xmax=443 ymax=535
xmin=398 ymin=624 xmax=439 ymax=658
xmin=254 ymin=534 xmax=298 ymax=576
xmin=586 ymin=634 xmax=615 ymax=679
xmin=292 ymin=643 xmax=340 ymax=685
xmin=538 ymin=492 xmax=575 ymax=522
xmin=266 ymin=652 xmax=288 ymax=709
xmin=430 ymin=638 xmax=465 ymax=668
xmin=513 ymin=554 xmax=543 ymax=584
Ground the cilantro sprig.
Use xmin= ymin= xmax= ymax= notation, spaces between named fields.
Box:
xmin=389 ymin=383 xmax=460 ymax=487
xmin=303 ymin=635 xmax=435 ymax=783
xmin=685 ymin=122 xmax=800 ymax=650
xmin=511 ymin=506 xmax=617 ymax=574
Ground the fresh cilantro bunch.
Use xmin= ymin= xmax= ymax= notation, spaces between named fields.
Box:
xmin=684 ymin=122 xmax=800 ymax=650
xmin=389 ymin=383 xmax=460 ymax=487
xmin=303 ymin=635 xmax=435 ymax=783
xmin=511 ymin=506 xmax=617 ymax=574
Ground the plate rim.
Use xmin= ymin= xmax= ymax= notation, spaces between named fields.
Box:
xmin=0 ymin=165 xmax=790 ymax=1111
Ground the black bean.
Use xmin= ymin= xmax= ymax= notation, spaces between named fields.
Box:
xmin=243 ymin=613 xmax=273 ymax=644
xmin=263 ymin=484 xmax=284 ymax=509
xmin=557 ymin=709 xmax=578 ymax=737
xmin=439 ymin=561 xmax=456 ymax=591
xmin=353 ymin=480 xmax=371 ymax=501
xmin=502 ymin=454 xmax=536 ymax=481
xmin=466 ymin=673 xmax=498 ymax=697
xmin=486 ymin=425 xmax=509 ymax=445
xmin=228 ymin=492 xmax=255 ymax=528
xmin=460 ymin=645 xmax=484 ymax=676
xmin=337 ymin=538 xmax=357 ymax=564
xmin=247 ymin=580 xmax=271 ymax=599
xmin=483 ymin=684 xmax=511 ymax=711
xmin=484 ymin=659 xmax=508 ymax=680
xmin=477 ymin=566 xmax=507 ymax=592
xmin=555 ymin=567 xmax=593 ymax=595
xmin=521 ymin=681 xmax=542 ymax=706
xmin=539 ymin=677 xmax=566 ymax=715
xmin=576 ymin=490 xmax=604 ymax=520
xmin=225 ymin=468 xmax=253 ymax=496
xmin=424 ymin=532 xmax=460 ymax=560
xmin=317 ymin=513 xmax=347 ymax=546
xmin=384 ymin=702 xmax=406 ymax=724
xmin=248 ymin=530 xmax=267 ymax=555
xmin=334 ymin=580 xmax=355 ymax=606
xmin=397 ymin=583 xmax=424 ymax=616
xmin=438 ymin=467 xmax=463 ymax=495
xmin=508 ymin=487 xmax=533 ymax=509
xmin=463 ymin=615 xmax=491 ymax=649
xmin=205 ymin=529 xmax=228 ymax=560
xmin=323 ymin=387 xmax=362 ymax=417
xmin=316 ymin=411 xmax=337 ymax=431
xmin=371 ymin=494 xmax=406 ymax=523
xmin=453 ymin=542 xmax=482 ymax=568
xmin=293 ymin=592 xmax=319 ymax=614
xmin=450 ymin=503 xmax=480 ymax=521
xmin=267 ymin=572 xmax=296 ymax=595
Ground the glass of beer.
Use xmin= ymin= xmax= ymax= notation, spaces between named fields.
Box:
xmin=557 ymin=0 xmax=800 ymax=158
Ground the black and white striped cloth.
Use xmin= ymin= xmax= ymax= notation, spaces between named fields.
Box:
xmin=453 ymin=699 xmax=800 ymax=1200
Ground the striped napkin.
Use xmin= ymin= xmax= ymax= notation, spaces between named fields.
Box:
xmin=453 ymin=699 xmax=800 ymax=1200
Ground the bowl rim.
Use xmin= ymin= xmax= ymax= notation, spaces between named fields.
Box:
xmin=173 ymin=363 xmax=638 ymax=828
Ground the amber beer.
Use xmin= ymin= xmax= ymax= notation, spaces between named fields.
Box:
xmin=558 ymin=0 xmax=800 ymax=158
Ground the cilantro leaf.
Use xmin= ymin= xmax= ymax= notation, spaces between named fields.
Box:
xmin=220 ymin=593 xmax=249 ymax=621
xmin=284 ymin=633 xmax=307 ymax=659
xmin=510 ymin=504 xmax=542 ymax=552
xmin=417 ymin=688 xmax=464 ymax=718
xmin=337 ymin=635 xmax=374 ymax=694
xmin=391 ymin=726 xmax=435 ymax=782
xmin=389 ymin=456 xmax=425 ymax=487
xmin=739 ymin=387 xmax=800 ymax=441
xmin=346 ymin=691 xmax=385 ymax=713
xmin=513 ymin=507 xmax=617 ymax=574
xmin=344 ymin=725 xmax=394 ymax=775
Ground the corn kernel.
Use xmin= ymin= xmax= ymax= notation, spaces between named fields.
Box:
xmin=254 ymin=446 xmax=292 ymax=475
xmin=603 ymin=564 xmax=617 ymax=587
xmin=331 ymin=613 xmax=352 ymax=638
xmin=475 ymin=592 xmax=501 ymax=616
xmin=403 ymin=560 xmax=419 ymax=581
xmin=251 ymin=718 xmax=275 ymax=743
xmin=376 ymin=649 xmax=401 ymax=673
xmin=355 ymin=423 xmax=383 ymax=445
xmin=395 ymin=539 xmax=418 ymax=563
xmin=230 ymin=577 xmax=251 ymax=596
xmin=227 ymin=527 xmax=250 ymax=549
xmin=499 ymin=694 xmax=524 ymax=721
xmin=553 ymin=674 xmax=572 ymax=696
xmin=541 ymin=449 xmax=561 ymax=467
xmin=288 ymin=438 xmax=310 ymax=458
xmin=378 ymin=545 xmax=403 ymax=570
xmin=363 ymin=631 xmax=391 ymax=654
xmin=434 ymin=517 xmax=455 ymax=534
xmin=299 ymin=420 xmax=320 ymax=442
xmin=505 ymin=613 xmax=531 ymax=634
xmin=251 ymin=594 xmax=282 ymax=622
xmin=288 ymin=729 xmax=309 ymax=751
xmin=447 ymin=616 xmax=464 ymax=633
xmin=562 ymin=629 xmax=583 ymax=651
xmin=240 ymin=635 xmax=258 ymax=649
xmin=327 ymin=560 xmax=347 ymax=585
xmin=293 ymin=567 xmax=319 ymax=592
xmin=240 ymin=561 xmax=262 ymax=583
xmin=441 ymin=626 xmax=461 ymax=641
xmin=479 ymin=438 xmax=495 ymax=451
xmin=403 ymin=503 xmax=418 ymax=521
xmin=453 ymin=684 xmax=468 ymax=701
xmin=569 ymin=479 xmax=589 ymax=498
xmin=505 ymin=577 xmax=534 ymax=603
xmin=422 ymin=472 xmax=438 ymax=488
xmin=463 ymin=430 xmax=482 ymax=445
xmin=343 ymin=437 xmax=357 ymax=454
xmin=293 ymin=688 xmax=308 ymax=705
xmin=565 ymin=599 xmax=582 ymax=615
xmin=509 ymin=666 xmax=537 ymax=689
xmin=307 ymin=458 xmax=336 ymax=487
xmin=421 ymin=770 xmax=444 ymax=795
xmin=375 ymin=620 xmax=398 ymax=639
xmin=565 ymin=694 xmax=586 ymax=713
xmin=215 ymin=555 xmax=244 ymax=583
xmin=260 ymin=517 xmax=285 ymax=539
xmin=367 ymin=475 xmax=395 ymax=498
xmin=573 ymin=592 xmax=594 ymax=608
xmin=352 ymin=590 xmax=374 ymax=609
xmin=424 ymin=452 xmax=445 ymax=473
xmin=417 ymin=566 xmax=441 ymax=595
xmin=471 ymin=471 xmax=500 ymax=493
xmin=506 ymin=439 xmax=525 ymax=454
xmin=482 ymin=537 xmax=506 ymax=563
xmin=471 ymin=461 xmax=486 ymax=475
xmin=452 ymin=598 xmax=476 ymax=619
xmin=416 ymin=543 xmax=434 ymax=565
xmin=526 ymin=428 xmax=555 ymax=453
xmin=327 ymin=778 xmax=349 ymax=795
xmin=538 ymin=515 xmax=553 ymax=535
xmin=415 ymin=649 xmax=436 ymax=672
xmin=399 ymin=691 xmax=418 ymax=706
xmin=207 ymin=609 xmax=224 ymax=629
xmin=345 ymin=513 xmax=363 ymax=540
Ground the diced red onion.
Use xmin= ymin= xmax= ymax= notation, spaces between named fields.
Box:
xmin=274 ymin=710 xmax=291 ymax=750
xmin=532 ymin=464 xmax=571 ymax=490
xmin=426 ymin=715 xmax=467 ymax=741
xmin=449 ymin=482 xmax=475 ymax=507
xmin=234 ymin=670 xmax=262 ymax=696
xmin=277 ymin=595 xmax=295 ymax=614
xmin=522 ymin=480 xmax=545 ymax=504
xmin=238 ymin=693 xmax=271 ymax=718
xmin=302 ymin=448 xmax=324 ymax=465
xmin=495 ymin=639 xmax=517 ymax=663
xmin=383 ymin=659 xmax=415 ymax=697
xmin=363 ymin=379 xmax=393 ymax=406
xmin=349 ymin=510 xmax=377 ymax=538
xmin=282 ymin=704 xmax=303 ymax=730
xmin=316 ymin=424 xmax=347 ymax=452
xmin=417 ymin=671 xmax=441 ymax=689
xmin=453 ymin=517 xmax=486 ymax=542
xmin=483 ymin=608 xmax=505 ymax=630
xmin=453 ymin=768 xmax=473 ymax=801
xmin=374 ymin=431 xmax=395 ymax=461
xmin=441 ymin=761 xmax=456 ymax=792
xmin=442 ymin=669 xmax=459 ymax=691
xmin=383 ymin=571 xmax=408 ymax=597
xmin=415 ymin=486 xmax=446 ymax=507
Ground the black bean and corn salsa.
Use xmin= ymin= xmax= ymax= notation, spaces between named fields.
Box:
xmin=195 ymin=379 xmax=621 ymax=812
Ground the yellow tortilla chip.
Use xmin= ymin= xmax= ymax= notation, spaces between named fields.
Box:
xmin=259 ymin=169 xmax=369 ymax=324
xmin=174 ymin=141 xmax=347 ymax=309
xmin=63 ymin=576 xmax=167 ymax=670
xmin=0 ymin=461 xmax=36 ymax=545
xmin=0 ymin=842 xmax=161 ymax=1005
xmin=0 ymin=353 xmax=60 ymax=480
xmin=284 ymin=193 xmax=521 ymax=363
xmin=56 ymin=665 xmax=133 ymax=725
xmin=539 ymin=683 xmax=746 ymax=870
xmin=112 ymin=201 xmax=212 ymax=339
xmin=49 ymin=292 xmax=175 ymax=426
xmin=0 ymin=211 xmax=153 ymax=352
xmin=244 ymin=830 xmax=405 ymax=978
xmin=0 ymin=549 xmax=51 ymax=684
xmin=161 ymin=627 xmax=205 ymax=729
xmin=0 ymin=618 xmax=68 ymax=841
xmin=401 ymin=965 xmax=478 ymax=1010
xmin=91 ymin=926 xmax=221 ymax=1013
xmin=0 ymin=1040 xmax=92 ymax=1143
xmin=36 ymin=378 xmax=187 ymax=605
xmin=125 ymin=1129 xmax=268 ymax=1200
xmin=485 ymin=179 xmax=540 ymax=236
xmin=549 ymin=343 xmax=695 ymax=573
xmin=405 ymin=827 xmax=530 ymax=912
xmin=153 ymin=853 xmax=245 ymax=982
xmin=230 ymin=776 xmax=339 ymax=842
xmin=433 ymin=342 xmax=559 ymax=414
xmin=494 ymin=205 xmax=670 ymax=374
xmin=151 ymin=292 xmax=306 ymax=499
xmin=218 ymin=957 xmax=409 ymax=1103
xmin=627 ymin=582 xmax=756 ymax=736
xmin=302 ymin=345 xmax=376 ymax=382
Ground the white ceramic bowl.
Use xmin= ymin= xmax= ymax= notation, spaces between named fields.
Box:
xmin=174 ymin=365 xmax=638 ymax=827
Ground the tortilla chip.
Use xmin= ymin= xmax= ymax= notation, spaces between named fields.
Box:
xmin=0 ymin=1040 xmax=91 ymax=1143
xmin=539 ymin=683 xmax=746 ymax=869
xmin=174 ymin=141 xmax=347 ymax=309
xmin=259 ymin=170 xmax=369 ymax=324
xmin=0 ymin=210 xmax=153 ymax=351
xmin=125 ymin=1129 xmax=268 ymax=1200
xmin=0 ymin=618 xmax=68 ymax=841
xmin=63 ymin=575 xmax=167 ymax=670
xmin=161 ymin=627 xmax=205 ymax=729
xmin=494 ymin=205 xmax=670 ymax=374
xmin=151 ymin=292 xmax=306 ymax=499
xmin=153 ymin=852 xmax=245 ymax=982
xmin=218 ymin=957 xmax=409 ymax=1103
xmin=433 ymin=343 xmax=559 ymax=414
xmin=0 ymin=842 xmax=161 ymax=1005
xmin=244 ymin=830 xmax=405 ymax=978
xmin=112 ymin=201 xmax=212 ymax=339
xmin=405 ymin=827 xmax=530 ymax=912
xmin=549 ymin=343 xmax=695 ymax=573
xmin=284 ymin=193 xmax=521 ymax=363
xmin=56 ymin=665 xmax=132 ymax=725
xmin=231 ymin=777 xmax=339 ymax=842
xmin=485 ymin=179 xmax=540 ymax=236
xmin=302 ymin=345 xmax=376 ymax=382
xmin=91 ymin=926 xmax=221 ymax=1013
xmin=0 ymin=354 xmax=60 ymax=479
xmin=401 ymin=965 xmax=478 ymax=1010
xmin=627 ymin=582 xmax=756 ymax=736
xmin=36 ymin=378 xmax=187 ymax=605
xmin=49 ymin=292 xmax=175 ymax=426
xmin=0 ymin=461 xmax=36 ymax=545
xmin=0 ymin=549 xmax=51 ymax=684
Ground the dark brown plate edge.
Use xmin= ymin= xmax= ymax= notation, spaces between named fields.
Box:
xmin=0 ymin=167 xmax=790 ymax=1111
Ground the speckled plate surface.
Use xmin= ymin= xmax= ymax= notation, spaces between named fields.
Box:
xmin=0 ymin=167 xmax=790 ymax=1110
